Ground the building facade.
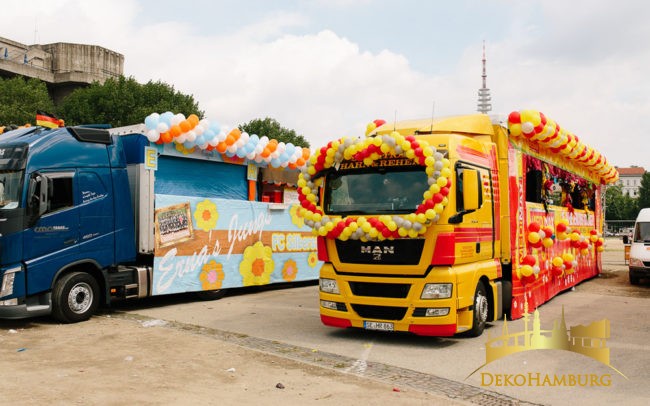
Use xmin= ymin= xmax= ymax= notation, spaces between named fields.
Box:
xmin=615 ymin=166 xmax=646 ymax=198
xmin=0 ymin=36 xmax=123 ymax=104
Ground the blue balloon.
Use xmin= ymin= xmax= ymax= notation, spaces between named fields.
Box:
xmin=195 ymin=135 xmax=206 ymax=146
xmin=160 ymin=111 xmax=174 ymax=126
xmin=210 ymin=121 xmax=221 ymax=134
xmin=270 ymin=158 xmax=281 ymax=168
xmin=144 ymin=114 xmax=159 ymax=130
xmin=285 ymin=143 xmax=295 ymax=156
xmin=250 ymin=134 xmax=259 ymax=144
xmin=236 ymin=149 xmax=247 ymax=158
xmin=203 ymin=129 xmax=216 ymax=141
xmin=184 ymin=140 xmax=196 ymax=149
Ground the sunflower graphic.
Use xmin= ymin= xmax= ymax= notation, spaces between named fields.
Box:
xmin=239 ymin=241 xmax=275 ymax=286
xmin=194 ymin=199 xmax=218 ymax=232
xmin=308 ymin=251 xmax=319 ymax=268
xmin=289 ymin=204 xmax=305 ymax=228
xmin=281 ymin=259 xmax=298 ymax=282
xmin=199 ymin=260 xmax=225 ymax=290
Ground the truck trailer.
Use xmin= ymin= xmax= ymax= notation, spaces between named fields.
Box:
xmin=293 ymin=111 xmax=618 ymax=337
xmin=0 ymin=119 xmax=320 ymax=322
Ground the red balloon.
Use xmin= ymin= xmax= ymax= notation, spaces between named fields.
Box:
xmin=508 ymin=111 xmax=521 ymax=124
xmin=528 ymin=222 xmax=541 ymax=233
xmin=523 ymin=254 xmax=537 ymax=266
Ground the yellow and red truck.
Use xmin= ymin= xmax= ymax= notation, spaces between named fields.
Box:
xmin=293 ymin=111 xmax=618 ymax=336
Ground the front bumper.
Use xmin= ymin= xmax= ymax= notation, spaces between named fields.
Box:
xmin=0 ymin=293 xmax=51 ymax=319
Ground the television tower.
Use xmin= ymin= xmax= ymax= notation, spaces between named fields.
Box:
xmin=477 ymin=41 xmax=492 ymax=114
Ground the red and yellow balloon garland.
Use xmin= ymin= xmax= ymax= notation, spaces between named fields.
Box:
xmin=295 ymin=131 xmax=452 ymax=240
xmin=507 ymin=110 xmax=618 ymax=185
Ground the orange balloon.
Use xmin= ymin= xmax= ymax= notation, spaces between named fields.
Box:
xmin=188 ymin=114 xmax=199 ymax=126
xmin=296 ymin=158 xmax=305 ymax=167
xmin=179 ymin=120 xmax=191 ymax=133
xmin=261 ymin=148 xmax=271 ymax=158
xmin=288 ymin=163 xmax=297 ymax=169
xmin=229 ymin=128 xmax=241 ymax=139
xmin=216 ymin=142 xmax=228 ymax=153
xmin=160 ymin=132 xmax=173 ymax=143
xmin=225 ymin=135 xmax=236 ymax=146
xmin=302 ymin=148 xmax=311 ymax=159
xmin=170 ymin=125 xmax=182 ymax=137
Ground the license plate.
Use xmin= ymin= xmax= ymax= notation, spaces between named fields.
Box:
xmin=363 ymin=321 xmax=394 ymax=331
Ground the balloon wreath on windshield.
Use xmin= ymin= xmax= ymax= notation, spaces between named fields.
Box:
xmin=295 ymin=131 xmax=452 ymax=241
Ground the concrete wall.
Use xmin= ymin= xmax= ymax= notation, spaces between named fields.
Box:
xmin=0 ymin=36 xmax=123 ymax=104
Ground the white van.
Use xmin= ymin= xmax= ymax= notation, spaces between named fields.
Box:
xmin=629 ymin=208 xmax=650 ymax=284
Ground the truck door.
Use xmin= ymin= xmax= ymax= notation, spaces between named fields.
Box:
xmin=78 ymin=169 xmax=115 ymax=265
xmin=454 ymin=162 xmax=494 ymax=261
xmin=23 ymin=171 xmax=80 ymax=294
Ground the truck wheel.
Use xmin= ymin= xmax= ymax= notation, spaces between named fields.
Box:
xmin=467 ymin=282 xmax=489 ymax=337
xmin=52 ymin=272 xmax=100 ymax=323
xmin=629 ymin=272 xmax=640 ymax=285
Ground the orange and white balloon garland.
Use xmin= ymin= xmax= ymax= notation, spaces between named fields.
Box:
xmin=296 ymin=131 xmax=452 ymax=241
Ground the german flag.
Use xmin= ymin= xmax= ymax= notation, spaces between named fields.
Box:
xmin=36 ymin=111 xmax=63 ymax=129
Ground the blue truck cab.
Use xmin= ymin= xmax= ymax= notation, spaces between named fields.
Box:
xmin=0 ymin=126 xmax=137 ymax=322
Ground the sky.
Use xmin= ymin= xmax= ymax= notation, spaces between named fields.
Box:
xmin=3 ymin=0 xmax=649 ymax=169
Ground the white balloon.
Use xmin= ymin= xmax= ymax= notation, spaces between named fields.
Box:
xmin=156 ymin=122 xmax=169 ymax=133
xmin=146 ymin=129 xmax=160 ymax=142
xmin=172 ymin=114 xmax=185 ymax=126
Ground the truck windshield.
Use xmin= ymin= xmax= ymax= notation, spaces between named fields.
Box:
xmin=633 ymin=222 xmax=650 ymax=243
xmin=0 ymin=170 xmax=24 ymax=209
xmin=325 ymin=167 xmax=428 ymax=215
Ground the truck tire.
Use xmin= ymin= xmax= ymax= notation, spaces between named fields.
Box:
xmin=467 ymin=282 xmax=489 ymax=337
xmin=629 ymin=272 xmax=640 ymax=285
xmin=52 ymin=272 xmax=100 ymax=323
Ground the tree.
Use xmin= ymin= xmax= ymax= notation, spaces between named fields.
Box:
xmin=0 ymin=76 xmax=55 ymax=125
xmin=57 ymin=76 xmax=203 ymax=127
xmin=637 ymin=172 xmax=650 ymax=210
xmin=605 ymin=185 xmax=638 ymax=221
xmin=239 ymin=117 xmax=309 ymax=148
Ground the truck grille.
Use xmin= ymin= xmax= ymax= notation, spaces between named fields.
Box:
xmin=335 ymin=239 xmax=425 ymax=265
xmin=349 ymin=282 xmax=410 ymax=298
xmin=351 ymin=304 xmax=407 ymax=320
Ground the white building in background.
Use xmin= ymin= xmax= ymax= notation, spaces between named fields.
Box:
xmin=616 ymin=166 xmax=646 ymax=197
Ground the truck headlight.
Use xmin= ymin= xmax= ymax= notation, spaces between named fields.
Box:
xmin=629 ymin=258 xmax=645 ymax=268
xmin=319 ymin=278 xmax=340 ymax=294
xmin=421 ymin=283 xmax=452 ymax=299
xmin=0 ymin=266 xmax=21 ymax=298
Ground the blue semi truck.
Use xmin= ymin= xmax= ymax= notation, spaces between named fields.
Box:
xmin=0 ymin=124 xmax=319 ymax=322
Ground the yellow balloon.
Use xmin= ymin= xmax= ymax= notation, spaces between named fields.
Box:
xmin=542 ymin=238 xmax=554 ymax=248
xmin=527 ymin=232 xmax=541 ymax=244
xmin=552 ymin=256 xmax=563 ymax=267
xmin=520 ymin=265 xmax=533 ymax=277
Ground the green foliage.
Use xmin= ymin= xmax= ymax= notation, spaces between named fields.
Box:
xmin=637 ymin=172 xmax=650 ymax=210
xmin=0 ymin=76 xmax=55 ymax=125
xmin=605 ymin=184 xmax=638 ymax=220
xmin=57 ymin=76 xmax=203 ymax=127
xmin=239 ymin=117 xmax=309 ymax=148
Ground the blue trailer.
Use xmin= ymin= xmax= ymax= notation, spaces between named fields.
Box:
xmin=0 ymin=124 xmax=319 ymax=322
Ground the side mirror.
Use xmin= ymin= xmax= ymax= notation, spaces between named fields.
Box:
xmin=462 ymin=169 xmax=480 ymax=211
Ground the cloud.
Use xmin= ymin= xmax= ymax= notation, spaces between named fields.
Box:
xmin=3 ymin=0 xmax=649 ymax=169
